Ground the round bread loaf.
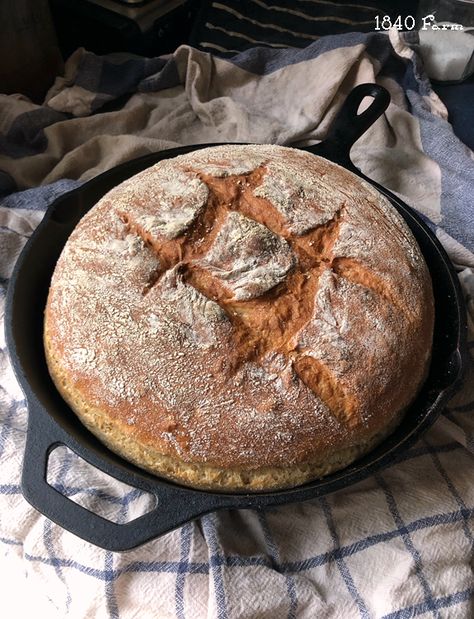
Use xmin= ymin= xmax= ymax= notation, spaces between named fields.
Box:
xmin=44 ymin=144 xmax=434 ymax=492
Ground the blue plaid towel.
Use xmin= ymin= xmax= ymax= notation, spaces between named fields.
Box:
xmin=1 ymin=30 xmax=473 ymax=618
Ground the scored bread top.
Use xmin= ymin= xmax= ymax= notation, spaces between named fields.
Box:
xmin=44 ymin=144 xmax=434 ymax=471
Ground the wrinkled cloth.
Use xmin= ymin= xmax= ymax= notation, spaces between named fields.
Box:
xmin=1 ymin=30 xmax=474 ymax=619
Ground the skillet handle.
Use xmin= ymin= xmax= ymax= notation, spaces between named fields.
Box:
xmin=304 ymin=83 xmax=390 ymax=166
xmin=21 ymin=406 xmax=230 ymax=551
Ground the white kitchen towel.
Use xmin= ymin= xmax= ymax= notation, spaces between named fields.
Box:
xmin=0 ymin=30 xmax=473 ymax=618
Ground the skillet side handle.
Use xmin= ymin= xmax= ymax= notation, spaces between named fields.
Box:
xmin=21 ymin=408 xmax=229 ymax=551
xmin=304 ymin=83 xmax=390 ymax=166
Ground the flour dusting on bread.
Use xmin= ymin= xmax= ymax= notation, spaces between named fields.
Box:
xmin=44 ymin=144 xmax=434 ymax=491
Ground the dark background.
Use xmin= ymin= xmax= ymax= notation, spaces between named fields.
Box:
xmin=49 ymin=0 xmax=421 ymax=59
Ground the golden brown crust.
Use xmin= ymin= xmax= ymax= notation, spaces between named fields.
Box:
xmin=43 ymin=144 xmax=434 ymax=491
xmin=44 ymin=329 xmax=407 ymax=491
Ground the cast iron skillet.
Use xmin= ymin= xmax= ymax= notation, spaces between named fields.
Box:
xmin=5 ymin=84 xmax=467 ymax=551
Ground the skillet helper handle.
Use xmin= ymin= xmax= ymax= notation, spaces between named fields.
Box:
xmin=305 ymin=83 xmax=390 ymax=166
xmin=21 ymin=406 xmax=228 ymax=551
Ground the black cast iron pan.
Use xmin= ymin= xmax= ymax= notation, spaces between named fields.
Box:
xmin=5 ymin=84 xmax=467 ymax=551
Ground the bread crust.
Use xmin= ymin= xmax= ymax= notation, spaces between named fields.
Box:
xmin=44 ymin=145 xmax=434 ymax=491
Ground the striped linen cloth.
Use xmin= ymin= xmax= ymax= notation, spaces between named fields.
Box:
xmin=1 ymin=30 xmax=474 ymax=618
xmin=190 ymin=0 xmax=417 ymax=55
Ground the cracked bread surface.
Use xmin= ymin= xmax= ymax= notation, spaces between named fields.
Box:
xmin=44 ymin=144 xmax=434 ymax=491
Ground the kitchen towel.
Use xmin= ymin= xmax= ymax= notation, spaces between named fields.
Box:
xmin=189 ymin=0 xmax=416 ymax=54
xmin=1 ymin=29 xmax=474 ymax=618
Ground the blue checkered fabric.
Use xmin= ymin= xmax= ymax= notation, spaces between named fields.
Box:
xmin=1 ymin=30 xmax=474 ymax=618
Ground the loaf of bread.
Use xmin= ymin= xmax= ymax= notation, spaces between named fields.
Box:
xmin=44 ymin=144 xmax=434 ymax=491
